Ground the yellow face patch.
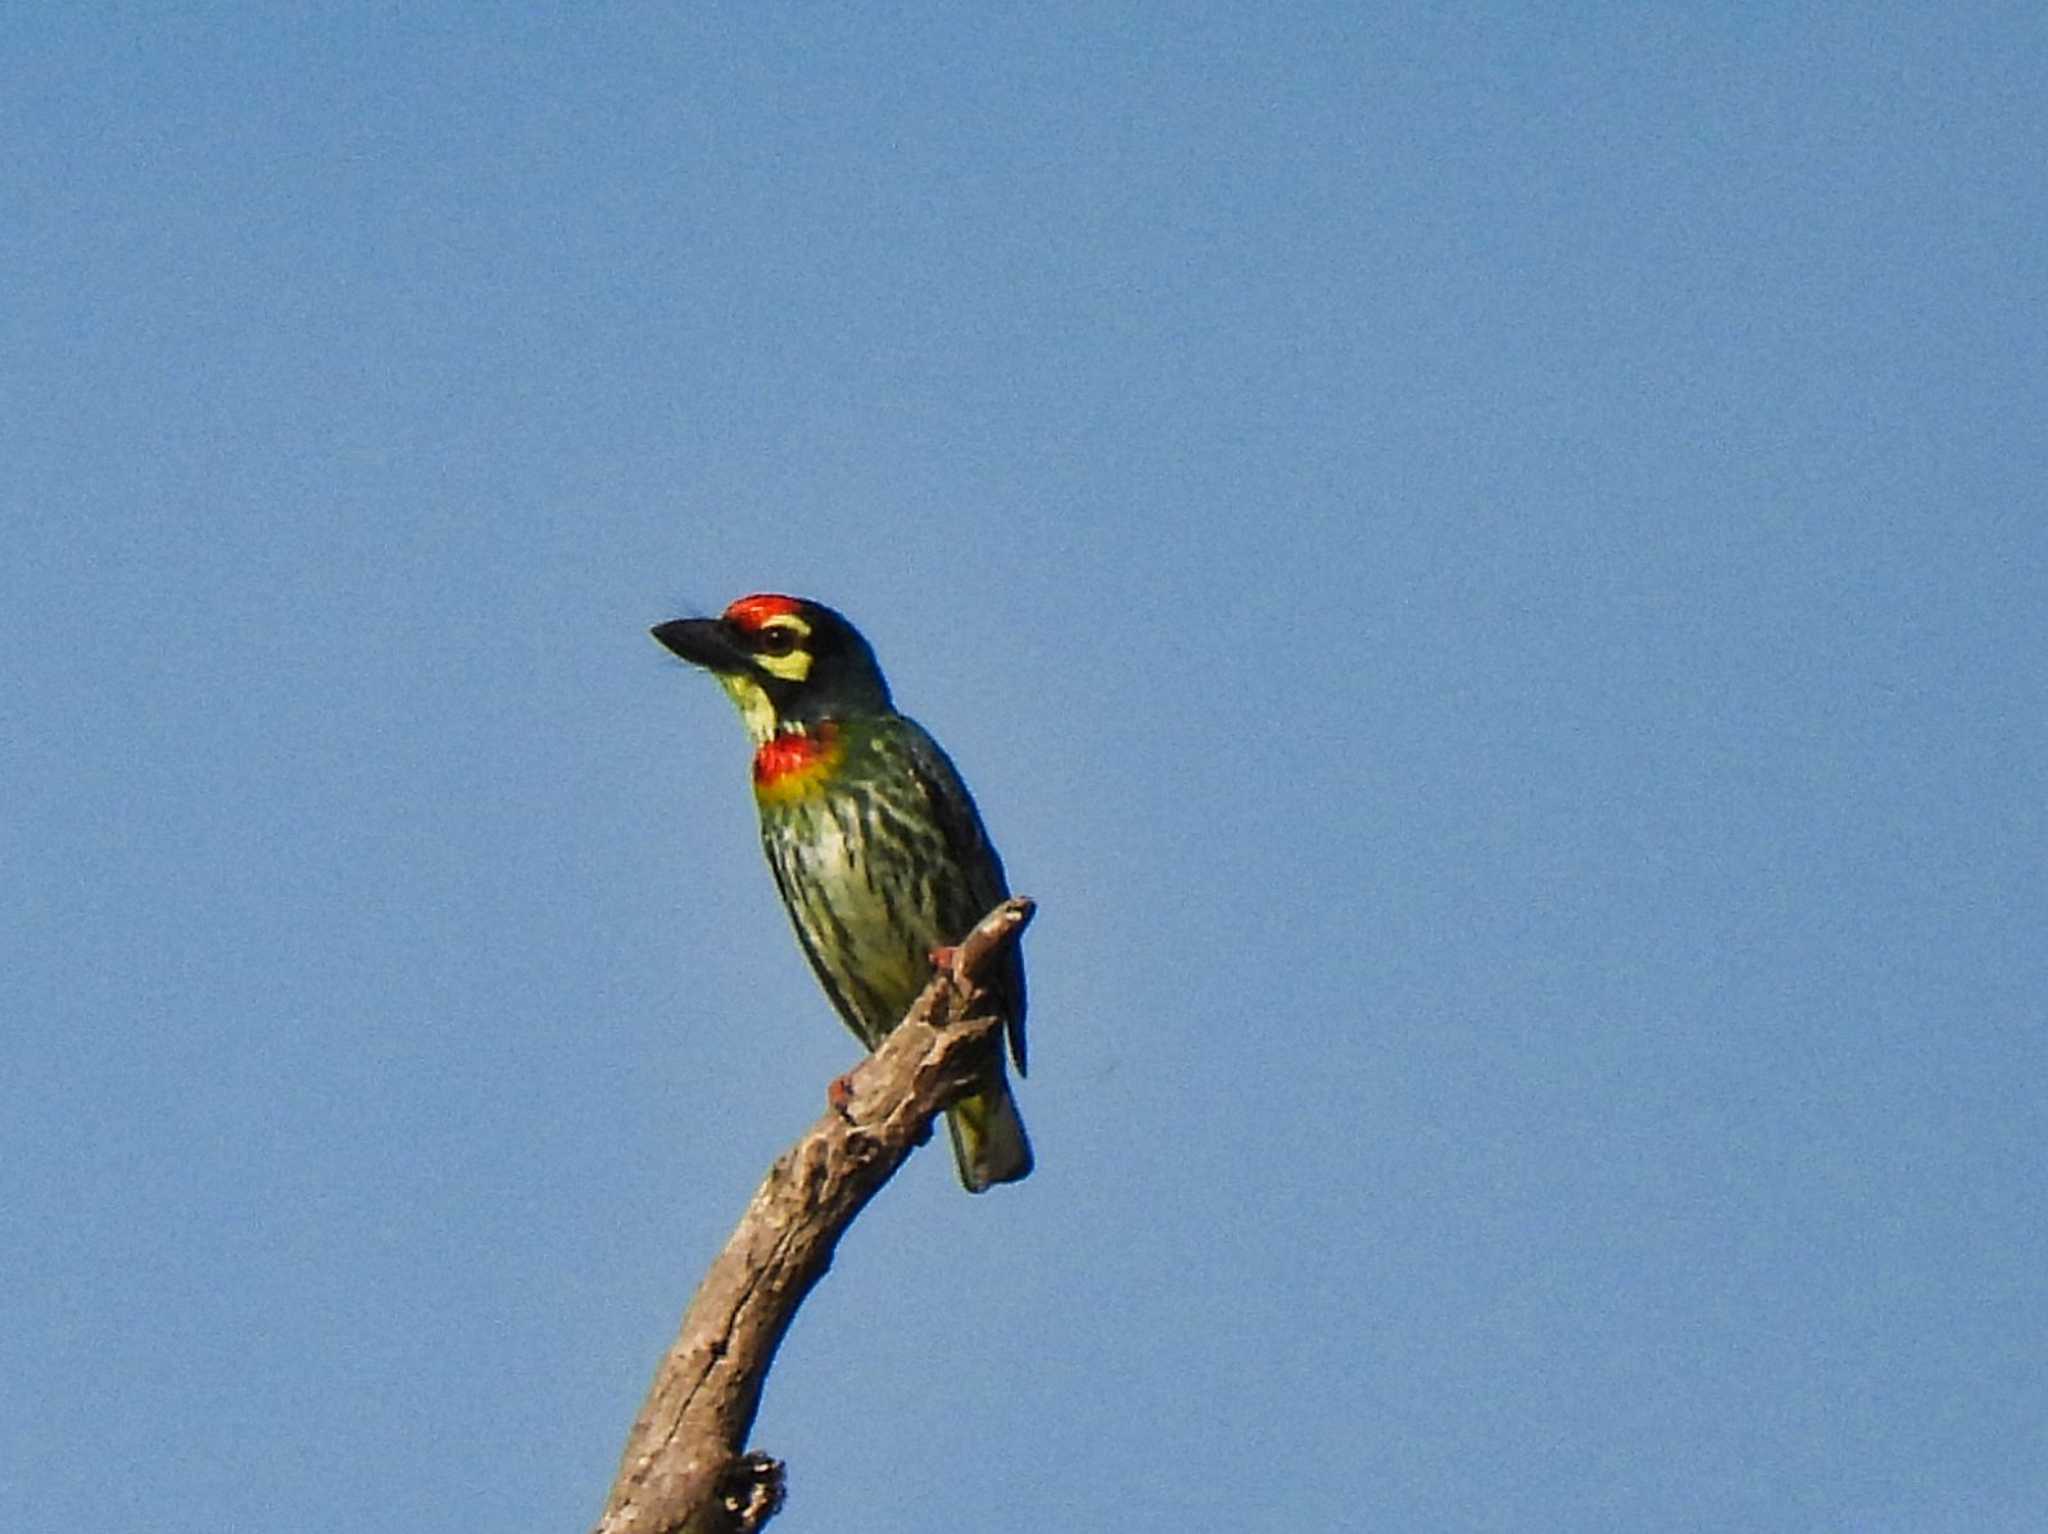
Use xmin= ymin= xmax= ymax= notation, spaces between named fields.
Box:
xmin=715 ymin=673 xmax=779 ymax=743
xmin=754 ymin=648 xmax=812 ymax=683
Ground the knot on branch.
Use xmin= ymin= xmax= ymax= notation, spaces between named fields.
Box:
xmin=716 ymin=1453 xmax=784 ymax=1532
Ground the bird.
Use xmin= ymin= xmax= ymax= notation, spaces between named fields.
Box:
xmin=651 ymin=592 xmax=1032 ymax=1192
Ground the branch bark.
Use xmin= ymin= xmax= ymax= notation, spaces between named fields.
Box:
xmin=592 ymin=896 xmax=1037 ymax=1534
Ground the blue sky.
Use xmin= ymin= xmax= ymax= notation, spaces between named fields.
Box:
xmin=6 ymin=6 xmax=2044 ymax=1530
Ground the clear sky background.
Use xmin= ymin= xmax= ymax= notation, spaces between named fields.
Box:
xmin=6 ymin=6 xmax=2044 ymax=1531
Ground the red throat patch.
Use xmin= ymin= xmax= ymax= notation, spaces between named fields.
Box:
xmin=751 ymin=723 xmax=845 ymax=803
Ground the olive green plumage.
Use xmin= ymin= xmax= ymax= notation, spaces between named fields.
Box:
xmin=652 ymin=594 xmax=1031 ymax=1192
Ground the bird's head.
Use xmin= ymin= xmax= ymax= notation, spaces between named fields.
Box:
xmin=652 ymin=593 xmax=892 ymax=742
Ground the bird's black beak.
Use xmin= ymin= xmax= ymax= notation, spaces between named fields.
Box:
xmin=651 ymin=617 xmax=751 ymax=675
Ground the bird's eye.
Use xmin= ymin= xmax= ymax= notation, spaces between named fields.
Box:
xmin=758 ymin=627 xmax=800 ymax=656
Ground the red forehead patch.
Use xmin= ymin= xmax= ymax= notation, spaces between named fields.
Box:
xmin=724 ymin=593 xmax=803 ymax=630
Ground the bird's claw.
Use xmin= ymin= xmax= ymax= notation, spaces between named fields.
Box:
xmin=827 ymin=1070 xmax=857 ymax=1119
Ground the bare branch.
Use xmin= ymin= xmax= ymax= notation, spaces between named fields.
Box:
xmin=593 ymin=897 xmax=1037 ymax=1534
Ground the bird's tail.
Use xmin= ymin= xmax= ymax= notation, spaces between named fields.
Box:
xmin=945 ymin=1081 xmax=1033 ymax=1192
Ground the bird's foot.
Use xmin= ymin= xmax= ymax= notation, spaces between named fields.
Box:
xmin=928 ymin=943 xmax=960 ymax=977
xmin=827 ymin=1070 xmax=857 ymax=1118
